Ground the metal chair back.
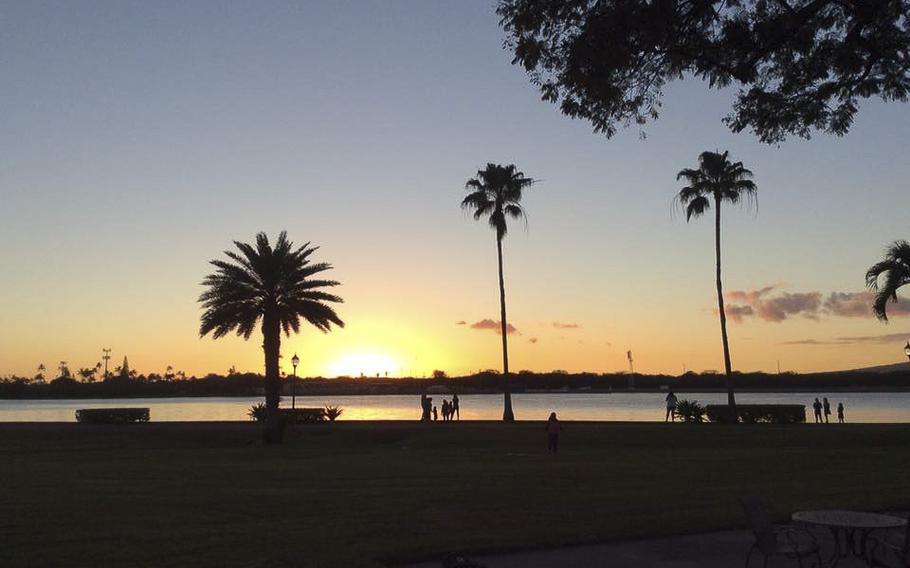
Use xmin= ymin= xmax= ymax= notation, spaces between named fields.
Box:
xmin=741 ymin=496 xmax=780 ymax=553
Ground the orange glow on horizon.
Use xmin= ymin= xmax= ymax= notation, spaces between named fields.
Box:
xmin=327 ymin=352 xmax=402 ymax=378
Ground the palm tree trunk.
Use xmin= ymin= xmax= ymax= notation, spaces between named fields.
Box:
xmin=496 ymin=235 xmax=515 ymax=422
xmin=262 ymin=311 xmax=282 ymax=416
xmin=714 ymin=197 xmax=736 ymax=418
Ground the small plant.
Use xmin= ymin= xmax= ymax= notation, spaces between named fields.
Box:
xmin=248 ymin=402 xmax=268 ymax=422
xmin=675 ymin=399 xmax=706 ymax=423
xmin=324 ymin=405 xmax=343 ymax=421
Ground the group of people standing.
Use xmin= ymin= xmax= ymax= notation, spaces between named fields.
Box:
xmin=812 ymin=397 xmax=845 ymax=423
xmin=420 ymin=392 xmax=460 ymax=421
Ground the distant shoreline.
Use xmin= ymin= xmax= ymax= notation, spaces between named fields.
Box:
xmin=3 ymin=385 xmax=910 ymax=401
xmin=3 ymin=369 xmax=909 ymax=400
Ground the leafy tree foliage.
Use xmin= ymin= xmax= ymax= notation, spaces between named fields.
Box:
xmin=498 ymin=0 xmax=910 ymax=142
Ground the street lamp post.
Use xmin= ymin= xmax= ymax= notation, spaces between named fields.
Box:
xmin=291 ymin=354 xmax=300 ymax=409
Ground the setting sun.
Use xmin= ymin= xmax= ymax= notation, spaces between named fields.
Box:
xmin=328 ymin=353 xmax=401 ymax=378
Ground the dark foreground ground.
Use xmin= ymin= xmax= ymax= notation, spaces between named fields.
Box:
xmin=1 ymin=421 xmax=909 ymax=567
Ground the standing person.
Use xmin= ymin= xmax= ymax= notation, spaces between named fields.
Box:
xmin=823 ymin=397 xmax=831 ymax=423
xmin=442 ymin=400 xmax=450 ymax=421
xmin=812 ymin=398 xmax=823 ymax=423
xmin=452 ymin=393 xmax=460 ymax=420
xmin=665 ymin=391 xmax=678 ymax=422
xmin=545 ymin=412 xmax=561 ymax=454
xmin=837 ymin=402 xmax=845 ymax=424
xmin=420 ymin=393 xmax=430 ymax=422
xmin=432 ymin=405 xmax=438 ymax=421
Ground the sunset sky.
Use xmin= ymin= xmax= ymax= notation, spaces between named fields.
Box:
xmin=2 ymin=1 xmax=908 ymax=379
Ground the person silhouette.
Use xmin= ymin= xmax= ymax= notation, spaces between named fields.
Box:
xmin=812 ymin=398 xmax=822 ymax=423
xmin=442 ymin=400 xmax=450 ymax=421
xmin=432 ymin=405 xmax=438 ymax=421
xmin=420 ymin=393 xmax=430 ymax=421
xmin=452 ymin=393 xmax=460 ymax=420
xmin=823 ymin=397 xmax=831 ymax=423
xmin=837 ymin=402 xmax=845 ymax=424
xmin=545 ymin=412 xmax=561 ymax=454
xmin=665 ymin=391 xmax=678 ymax=422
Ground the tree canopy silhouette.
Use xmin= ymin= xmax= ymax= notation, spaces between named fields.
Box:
xmin=866 ymin=240 xmax=910 ymax=321
xmin=677 ymin=150 xmax=756 ymax=413
xmin=498 ymin=0 xmax=910 ymax=143
xmin=462 ymin=163 xmax=535 ymax=421
xmin=199 ymin=232 xmax=343 ymax=421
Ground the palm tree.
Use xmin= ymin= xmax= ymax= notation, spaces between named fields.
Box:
xmin=199 ymin=232 xmax=344 ymax=422
xmin=676 ymin=150 xmax=757 ymax=416
xmin=461 ymin=163 xmax=535 ymax=421
xmin=866 ymin=240 xmax=910 ymax=321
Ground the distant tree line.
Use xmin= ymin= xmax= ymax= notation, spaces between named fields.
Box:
xmin=1 ymin=369 xmax=908 ymax=399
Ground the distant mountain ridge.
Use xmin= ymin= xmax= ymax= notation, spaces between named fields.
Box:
xmin=842 ymin=361 xmax=910 ymax=374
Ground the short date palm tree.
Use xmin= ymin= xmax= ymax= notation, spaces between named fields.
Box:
xmin=199 ymin=232 xmax=344 ymax=421
xmin=462 ymin=163 xmax=535 ymax=422
xmin=676 ymin=151 xmax=757 ymax=415
xmin=866 ymin=240 xmax=910 ymax=321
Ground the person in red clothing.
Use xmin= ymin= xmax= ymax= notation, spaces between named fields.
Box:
xmin=545 ymin=412 xmax=562 ymax=454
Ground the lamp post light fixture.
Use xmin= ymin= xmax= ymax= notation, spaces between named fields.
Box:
xmin=291 ymin=353 xmax=300 ymax=409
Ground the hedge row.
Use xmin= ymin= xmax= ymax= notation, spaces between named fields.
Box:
xmin=705 ymin=404 xmax=806 ymax=424
xmin=278 ymin=408 xmax=326 ymax=423
xmin=75 ymin=408 xmax=150 ymax=424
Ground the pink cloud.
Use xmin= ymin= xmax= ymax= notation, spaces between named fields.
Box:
xmin=469 ymin=319 xmax=519 ymax=335
xmin=726 ymin=286 xmax=909 ymax=323
xmin=823 ymin=291 xmax=910 ymax=318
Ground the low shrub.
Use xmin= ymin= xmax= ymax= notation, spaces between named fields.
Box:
xmin=675 ymin=399 xmax=706 ymax=423
xmin=324 ymin=405 xmax=343 ymax=421
xmin=248 ymin=402 xmax=268 ymax=422
xmin=75 ymin=408 xmax=150 ymax=424
xmin=705 ymin=404 xmax=806 ymax=424
xmin=279 ymin=408 xmax=326 ymax=423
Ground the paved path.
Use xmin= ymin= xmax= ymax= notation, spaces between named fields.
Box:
xmin=406 ymin=525 xmax=898 ymax=568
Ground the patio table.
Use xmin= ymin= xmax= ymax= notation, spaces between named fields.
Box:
xmin=792 ymin=510 xmax=906 ymax=567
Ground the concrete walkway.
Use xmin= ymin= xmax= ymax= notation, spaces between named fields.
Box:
xmin=406 ymin=526 xmax=889 ymax=568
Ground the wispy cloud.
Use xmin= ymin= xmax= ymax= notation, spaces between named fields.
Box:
xmin=781 ymin=333 xmax=910 ymax=346
xmin=552 ymin=321 xmax=581 ymax=329
xmin=469 ymin=319 xmax=519 ymax=335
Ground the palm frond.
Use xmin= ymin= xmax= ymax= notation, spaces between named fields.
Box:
xmin=866 ymin=240 xmax=910 ymax=321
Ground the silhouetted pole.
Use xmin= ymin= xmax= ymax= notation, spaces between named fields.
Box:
xmin=102 ymin=348 xmax=111 ymax=379
xmin=291 ymin=353 xmax=299 ymax=410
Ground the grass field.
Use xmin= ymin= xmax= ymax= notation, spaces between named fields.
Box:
xmin=2 ymin=421 xmax=909 ymax=567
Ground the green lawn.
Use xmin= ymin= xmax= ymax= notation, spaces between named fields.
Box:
xmin=1 ymin=421 xmax=909 ymax=567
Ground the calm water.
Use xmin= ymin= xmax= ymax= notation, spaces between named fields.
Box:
xmin=0 ymin=392 xmax=908 ymax=422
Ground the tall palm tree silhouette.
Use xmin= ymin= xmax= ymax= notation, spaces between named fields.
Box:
xmin=199 ymin=232 xmax=344 ymax=421
xmin=676 ymin=151 xmax=756 ymax=415
xmin=866 ymin=240 xmax=910 ymax=321
xmin=462 ymin=163 xmax=535 ymax=421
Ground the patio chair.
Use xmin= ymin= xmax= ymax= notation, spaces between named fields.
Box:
xmin=741 ymin=497 xmax=821 ymax=568
xmin=867 ymin=515 xmax=910 ymax=567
